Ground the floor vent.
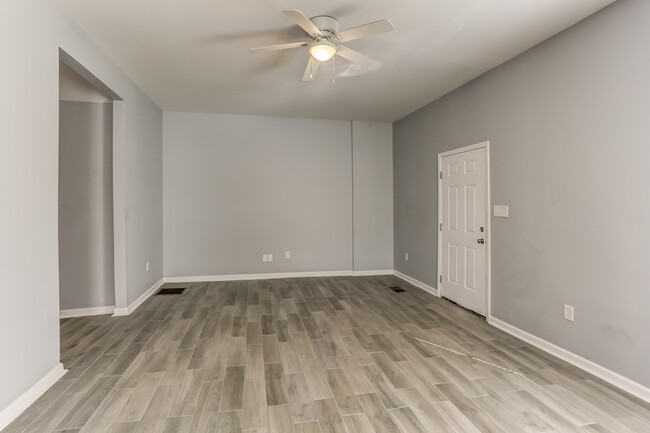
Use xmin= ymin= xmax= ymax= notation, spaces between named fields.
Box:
xmin=155 ymin=287 xmax=186 ymax=296
xmin=389 ymin=286 xmax=406 ymax=292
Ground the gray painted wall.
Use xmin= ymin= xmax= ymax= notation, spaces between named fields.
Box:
xmin=163 ymin=113 xmax=393 ymax=277
xmin=393 ymin=0 xmax=650 ymax=386
xmin=0 ymin=0 xmax=162 ymax=413
xmin=353 ymin=121 xmax=394 ymax=271
xmin=125 ymin=99 xmax=163 ymax=305
xmin=59 ymin=101 xmax=114 ymax=310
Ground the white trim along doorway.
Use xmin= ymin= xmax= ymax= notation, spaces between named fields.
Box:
xmin=437 ymin=141 xmax=491 ymax=318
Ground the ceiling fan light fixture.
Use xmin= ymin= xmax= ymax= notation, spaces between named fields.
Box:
xmin=309 ymin=42 xmax=336 ymax=62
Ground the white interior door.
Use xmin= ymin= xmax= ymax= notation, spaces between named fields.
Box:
xmin=440 ymin=146 xmax=487 ymax=315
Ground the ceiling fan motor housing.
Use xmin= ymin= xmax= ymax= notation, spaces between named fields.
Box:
xmin=310 ymin=15 xmax=340 ymax=41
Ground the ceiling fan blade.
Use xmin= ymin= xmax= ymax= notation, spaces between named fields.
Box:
xmin=284 ymin=10 xmax=322 ymax=37
xmin=336 ymin=46 xmax=381 ymax=71
xmin=249 ymin=41 xmax=308 ymax=53
xmin=338 ymin=19 xmax=394 ymax=42
xmin=302 ymin=56 xmax=320 ymax=81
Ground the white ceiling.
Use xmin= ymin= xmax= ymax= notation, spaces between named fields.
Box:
xmin=58 ymin=0 xmax=615 ymax=122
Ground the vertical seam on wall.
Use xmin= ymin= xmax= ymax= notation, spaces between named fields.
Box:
xmin=351 ymin=120 xmax=355 ymax=272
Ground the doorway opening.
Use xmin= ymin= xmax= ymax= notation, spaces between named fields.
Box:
xmin=58 ymin=49 xmax=125 ymax=328
xmin=437 ymin=141 xmax=491 ymax=318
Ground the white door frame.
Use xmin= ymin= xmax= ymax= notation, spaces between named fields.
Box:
xmin=437 ymin=141 xmax=491 ymax=319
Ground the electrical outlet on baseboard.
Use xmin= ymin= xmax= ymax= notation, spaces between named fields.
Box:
xmin=564 ymin=304 xmax=575 ymax=322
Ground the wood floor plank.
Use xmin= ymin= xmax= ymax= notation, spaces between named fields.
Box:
xmin=106 ymin=422 xmax=138 ymax=433
xmin=161 ymin=349 xmax=194 ymax=385
xmin=395 ymin=360 xmax=447 ymax=402
xmin=242 ymin=377 xmax=268 ymax=430
xmin=116 ymin=352 xmax=157 ymax=389
xmin=57 ymin=376 xmax=121 ymax=430
xmin=312 ymin=338 xmax=339 ymax=369
xmin=187 ymin=338 xmax=213 ymax=370
xmin=105 ymin=343 xmax=146 ymax=376
xmin=147 ymin=340 xmax=181 ymax=373
xmin=245 ymin=344 xmax=264 ymax=378
xmin=301 ymin=358 xmax=333 ymax=400
xmin=216 ymin=410 xmax=242 ymax=432
xmin=114 ymin=371 xmax=165 ymax=422
xmin=313 ymin=398 xmax=347 ymax=433
xmin=67 ymin=353 xmax=119 ymax=394
xmin=285 ymin=373 xmax=317 ymax=423
xmin=247 ymin=321 xmax=262 ymax=345
xmin=343 ymin=414 xmax=375 ymax=433
xmin=169 ymin=368 xmax=206 ymax=417
xmin=228 ymin=336 xmax=247 ymax=366
xmin=204 ymin=336 xmax=231 ymax=381
xmin=292 ymin=333 xmax=317 ymax=360
xmin=265 ymin=363 xmax=290 ymax=406
xmin=371 ymin=334 xmax=406 ymax=362
xmin=263 ymin=334 xmax=282 ymax=364
xmin=279 ymin=341 xmax=303 ymax=374
xmin=221 ymin=365 xmax=246 ymax=411
xmin=324 ymin=369 xmax=362 ymax=415
xmin=21 ymin=392 xmax=84 ymax=433
xmin=388 ymin=407 xmax=428 ymax=433
xmin=268 ymin=404 xmax=295 ymax=433
xmin=160 ymin=416 xmax=192 ymax=433
xmin=356 ymin=393 xmax=401 ymax=433
xmin=294 ymin=420 xmax=322 ymax=433
xmin=370 ymin=352 xmax=412 ymax=389
xmin=360 ymin=365 xmax=404 ymax=409
xmin=336 ymin=356 xmax=374 ymax=395
xmin=132 ymin=384 xmax=179 ymax=433
xmin=396 ymin=388 xmax=457 ymax=433
xmin=189 ymin=380 xmax=223 ymax=433
xmin=78 ymin=388 xmax=134 ymax=433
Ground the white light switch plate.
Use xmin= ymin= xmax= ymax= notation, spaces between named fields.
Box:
xmin=494 ymin=205 xmax=509 ymax=218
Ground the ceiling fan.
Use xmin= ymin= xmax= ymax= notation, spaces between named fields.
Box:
xmin=250 ymin=10 xmax=394 ymax=81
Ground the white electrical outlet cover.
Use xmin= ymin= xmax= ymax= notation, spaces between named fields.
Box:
xmin=263 ymin=254 xmax=268 ymax=262
xmin=268 ymin=254 xmax=273 ymax=262
xmin=285 ymin=251 xmax=290 ymax=259
xmin=405 ymin=252 xmax=409 ymax=261
xmin=564 ymin=304 xmax=575 ymax=321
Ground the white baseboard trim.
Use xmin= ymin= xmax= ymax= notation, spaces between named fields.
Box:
xmin=352 ymin=269 xmax=394 ymax=276
xmin=113 ymin=278 xmax=164 ymax=317
xmin=0 ymin=363 xmax=67 ymax=431
xmin=163 ymin=270 xmax=357 ymax=283
xmin=60 ymin=306 xmax=115 ymax=319
xmin=393 ymin=270 xmax=439 ymax=296
xmin=488 ymin=316 xmax=650 ymax=403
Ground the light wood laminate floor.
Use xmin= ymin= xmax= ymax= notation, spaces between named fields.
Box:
xmin=4 ymin=276 xmax=650 ymax=433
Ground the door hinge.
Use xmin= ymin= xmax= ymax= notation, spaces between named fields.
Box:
xmin=439 ymin=275 xmax=442 ymax=284
xmin=440 ymin=171 xmax=443 ymax=179
xmin=440 ymin=223 xmax=442 ymax=231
